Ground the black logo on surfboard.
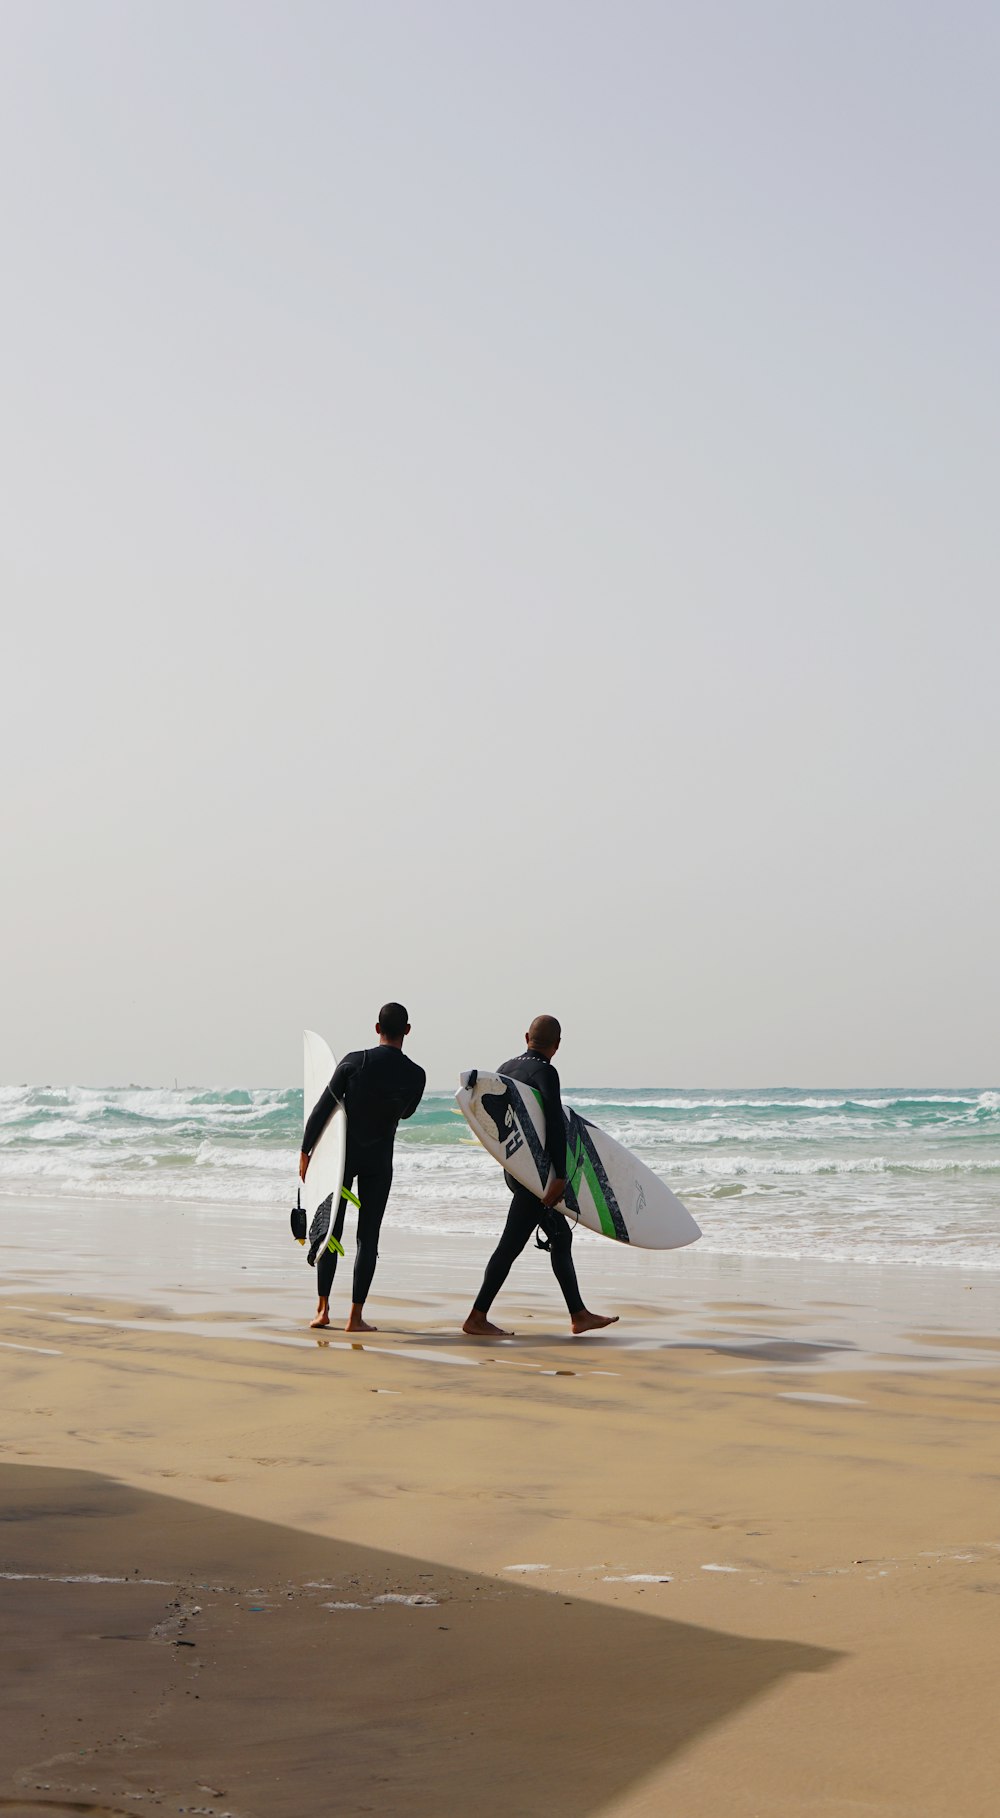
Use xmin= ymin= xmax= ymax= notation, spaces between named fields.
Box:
xmin=481 ymin=1086 xmax=526 ymax=1163
xmin=481 ymin=1087 xmax=513 ymax=1142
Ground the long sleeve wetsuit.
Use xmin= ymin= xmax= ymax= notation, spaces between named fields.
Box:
xmin=472 ymin=1049 xmax=584 ymax=1318
xmin=303 ymin=1044 xmax=425 ymax=1304
xmin=302 ymin=1046 xmax=426 ymax=1162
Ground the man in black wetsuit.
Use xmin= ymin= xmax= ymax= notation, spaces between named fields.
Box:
xmin=463 ymin=1014 xmax=618 ymax=1339
xmin=299 ymin=1002 xmax=425 ymax=1333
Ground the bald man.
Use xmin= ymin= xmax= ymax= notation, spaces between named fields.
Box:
xmin=463 ymin=1015 xmax=618 ymax=1338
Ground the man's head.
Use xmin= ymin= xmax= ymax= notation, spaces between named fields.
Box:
xmin=526 ymin=1013 xmax=561 ymax=1059
xmin=377 ymin=1002 xmax=411 ymax=1046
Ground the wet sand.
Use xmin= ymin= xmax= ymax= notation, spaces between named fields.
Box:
xmin=2 ymin=1241 xmax=1000 ymax=1817
xmin=1 ymin=1188 xmax=996 ymax=1366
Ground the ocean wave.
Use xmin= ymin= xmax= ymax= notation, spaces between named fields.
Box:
xmin=1 ymin=1083 xmax=999 ymax=1270
xmin=3 ymin=1083 xmax=996 ymax=1132
xmin=0 ymin=1158 xmax=503 ymax=1212
xmin=669 ymin=1153 xmax=1000 ymax=1178
xmin=564 ymin=1092 xmax=998 ymax=1115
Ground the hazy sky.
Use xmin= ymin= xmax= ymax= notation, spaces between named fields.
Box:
xmin=2 ymin=1 xmax=997 ymax=1087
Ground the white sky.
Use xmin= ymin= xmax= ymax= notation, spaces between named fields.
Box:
xmin=2 ymin=0 xmax=997 ymax=1088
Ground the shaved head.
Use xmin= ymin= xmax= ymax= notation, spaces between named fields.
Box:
xmin=527 ymin=1014 xmax=562 ymax=1054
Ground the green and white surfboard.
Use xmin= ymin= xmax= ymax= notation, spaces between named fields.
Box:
xmin=456 ymin=1071 xmax=701 ymax=1251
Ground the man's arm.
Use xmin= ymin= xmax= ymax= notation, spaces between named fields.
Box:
xmin=400 ymin=1067 xmax=426 ymax=1122
xmin=299 ymin=1055 xmax=357 ymax=1177
xmin=537 ymin=1065 xmax=567 ymax=1207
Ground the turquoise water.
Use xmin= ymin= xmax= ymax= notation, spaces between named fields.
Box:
xmin=1 ymin=1085 xmax=998 ymax=1270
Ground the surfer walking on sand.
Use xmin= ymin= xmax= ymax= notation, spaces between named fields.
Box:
xmin=463 ymin=1015 xmax=618 ymax=1339
xmin=300 ymin=1002 xmax=425 ymax=1333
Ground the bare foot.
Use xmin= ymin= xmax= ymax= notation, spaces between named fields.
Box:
xmin=310 ymin=1313 xmax=330 ymax=1329
xmin=345 ymin=1314 xmax=378 ymax=1333
xmin=463 ymin=1310 xmax=513 ymax=1338
xmin=571 ymin=1311 xmax=619 ymax=1335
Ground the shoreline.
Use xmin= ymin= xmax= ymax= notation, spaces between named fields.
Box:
xmin=2 ymin=1190 xmax=998 ymax=1377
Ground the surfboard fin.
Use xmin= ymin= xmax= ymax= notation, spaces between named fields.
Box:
xmin=340 ymin=1186 xmax=361 ymax=1210
xmin=326 ymin=1234 xmax=346 ymax=1257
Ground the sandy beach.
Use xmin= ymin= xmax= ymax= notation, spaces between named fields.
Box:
xmin=2 ymin=1220 xmax=999 ymax=1818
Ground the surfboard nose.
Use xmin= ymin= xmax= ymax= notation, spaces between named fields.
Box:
xmin=459 ymin=1069 xmax=478 ymax=1091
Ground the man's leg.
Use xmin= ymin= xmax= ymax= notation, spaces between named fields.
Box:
xmin=310 ymin=1183 xmax=351 ymax=1329
xmin=463 ymin=1188 xmax=538 ymax=1336
xmin=346 ymin=1162 xmax=393 ymax=1333
xmin=536 ymin=1209 xmax=585 ymax=1316
xmin=537 ymin=1208 xmax=620 ymax=1336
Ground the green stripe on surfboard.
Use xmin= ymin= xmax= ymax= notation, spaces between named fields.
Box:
xmin=529 ymin=1088 xmax=613 ymax=1236
xmin=577 ymin=1144 xmax=617 ymax=1239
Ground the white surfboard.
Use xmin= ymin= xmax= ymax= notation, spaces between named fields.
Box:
xmin=303 ymin=1030 xmax=348 ymax=1263
xmin=456 ymin=1070 xmax=700 ymax=1252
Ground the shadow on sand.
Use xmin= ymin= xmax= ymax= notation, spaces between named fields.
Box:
xmin=0 ymin=1463 xmax=841 ymax=1818
xmin=670 ymin=1336 xmax=857 ymax=1366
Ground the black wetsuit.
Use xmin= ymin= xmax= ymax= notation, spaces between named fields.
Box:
xmin=472 ymin=1050 xmax=584 ymax=1318
xmin=303 ymin=1044 xmax=425 ymax=1306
